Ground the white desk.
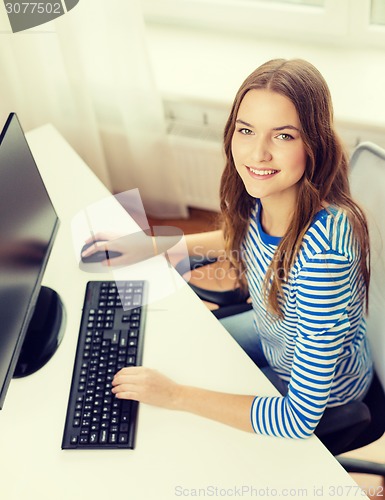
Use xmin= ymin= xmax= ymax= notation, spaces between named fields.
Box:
xmin=0 ymin=125 xmax=366 ymax=499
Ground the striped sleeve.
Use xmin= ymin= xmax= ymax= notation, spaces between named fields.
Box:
xmin=251 ymin=251 xmax=351 ymax=438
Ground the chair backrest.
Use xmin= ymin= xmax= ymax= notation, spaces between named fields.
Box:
xmin=349 ymin=142 xmax=385 ymax=391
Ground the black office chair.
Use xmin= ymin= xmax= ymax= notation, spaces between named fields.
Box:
xmin=336 ymin=142 xmax=385 ymax=477
xmin=176 ymin=142 xmax=385 ymax=477
xmin=175 ymin=254 xmax=252 ymax=319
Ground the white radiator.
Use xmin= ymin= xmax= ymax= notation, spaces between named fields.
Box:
xmin=165 ymin=98 xmax=229 ymax=212
xmin=168 ymin=133 xmax=224 ymax=212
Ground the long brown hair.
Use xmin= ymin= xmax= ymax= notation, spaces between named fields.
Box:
xmin=220 ymin=58 xmax=370 ymax=317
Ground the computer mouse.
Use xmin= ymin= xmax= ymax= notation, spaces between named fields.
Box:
xmin=81 ymin=240 xmax=122 ymax=263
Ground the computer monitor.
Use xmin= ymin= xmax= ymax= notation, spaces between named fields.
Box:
xmin=0 ymin=113 xmax=65 ymax=410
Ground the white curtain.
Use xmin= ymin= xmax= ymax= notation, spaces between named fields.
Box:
xmin=0 ymin=0 xmax=188 ymax=218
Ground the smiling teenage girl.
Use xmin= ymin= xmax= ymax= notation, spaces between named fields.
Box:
xmin=112 ymin=59 xmax=373 ymax=439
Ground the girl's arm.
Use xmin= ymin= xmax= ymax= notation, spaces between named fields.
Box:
xmin=184 ymin=229 xmax=226 ymax=258
xmin=82 ymin=229 xmax=226 ymax=265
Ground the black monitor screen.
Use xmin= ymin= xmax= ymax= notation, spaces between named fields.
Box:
xmin=0 ymin=113 xmax=61 ymax=409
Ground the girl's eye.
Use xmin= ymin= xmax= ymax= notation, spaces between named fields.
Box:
xmin=239 ymin=128 xmax=253 ymax=135
xmin=276 ymin=133 xmax=294 ymax=141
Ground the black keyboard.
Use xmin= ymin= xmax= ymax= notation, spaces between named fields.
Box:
xmin=62 ymin=280 xmax=147 ymax=450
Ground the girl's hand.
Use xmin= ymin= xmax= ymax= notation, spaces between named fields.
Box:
xmin=112 ymin=367 xmax=255 ymax=433
xmin=111 ymin=367 xmax=182 ymax=410
xmin=82 ymin=231 xmax=155 ymax=267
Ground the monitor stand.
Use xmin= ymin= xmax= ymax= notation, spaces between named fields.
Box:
xmin=14 ymin=286 xmax=66 ymax=378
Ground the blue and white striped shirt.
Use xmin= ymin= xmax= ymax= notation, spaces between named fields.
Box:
xmin=244 ymin=202 xmax=373 ymax=438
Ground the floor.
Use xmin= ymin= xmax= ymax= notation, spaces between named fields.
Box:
xmin=147 ymin=207 xmax=220 ymax=235
xmin=341 ymin=437 xmax=385 ymax=499
xmin=148 ymin=207 xmax=385 ymax=499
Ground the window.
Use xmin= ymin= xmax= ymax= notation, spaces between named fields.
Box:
xmin=350 ymin=0 xmax=385 ymax=47
xmin=250 ymin=0 xmax=323 ymax=5
xmin=142 ymin=0 xmax=385 ymax=48
xmin=371 ymin=0 xmax=385 ymax=26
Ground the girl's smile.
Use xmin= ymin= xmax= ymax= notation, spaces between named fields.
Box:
xmin=246 ymin=167 xmax=280 ymax=179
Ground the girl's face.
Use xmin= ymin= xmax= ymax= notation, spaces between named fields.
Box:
xmin=231 ymin=89 xmax=307 ymax=207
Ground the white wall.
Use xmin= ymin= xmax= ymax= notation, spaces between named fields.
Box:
xmin=145 ymin=23 xmax=385 ymax=149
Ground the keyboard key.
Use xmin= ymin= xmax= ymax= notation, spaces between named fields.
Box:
xmin=120 ymin=331 xmax=128 ymax=347
xmin=100 ymin=430 xmax=108 ymax=443
xmin=118 ymin=433 xmax=128 ymax=444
